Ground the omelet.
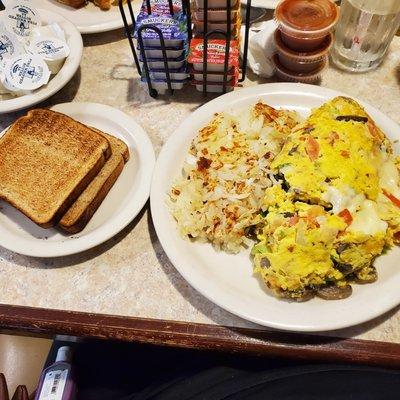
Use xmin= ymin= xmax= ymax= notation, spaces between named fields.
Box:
xmin=252 ymin=97 xmax=400 ymax=301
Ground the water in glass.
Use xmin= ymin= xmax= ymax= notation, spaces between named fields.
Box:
xmin=331 ymin=0 xmax=400 ymax=72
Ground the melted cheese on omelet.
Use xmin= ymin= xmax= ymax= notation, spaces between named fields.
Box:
xmin=271 ymin=97 xmax=387 ymax=204
xmin=348 ymin=200 xmax=388 ymax=235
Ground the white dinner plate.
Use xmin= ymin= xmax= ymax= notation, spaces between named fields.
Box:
xmin=151 ymin=83 xmax=400 ymax=332
xmin=30 ymin=0 xmax=141 ymax=34
xmin=0 ymin=8 xmax=82 ymax=114
xmin=0 ymin=103 xmax=155 ymax=258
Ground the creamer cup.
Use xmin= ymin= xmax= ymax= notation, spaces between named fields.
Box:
xmin=27 ymin=37 xmax=70 ymax=74
xmin=4 ymin=54 xmax=50 ymax=90
xmin=30 ymin=23 xmax=66 ymax=41
xmin=0 ymin=71 xmax=10 ymax=94
xmin=0 ymin=67 xmax=30 ymax=96
xmin=3 ymin=3 xmax=41 ymax=39
xmin=1 ymin=74 xmax=31 ymax=96
xmin=0 ymin=29 xmax=23 ymax=62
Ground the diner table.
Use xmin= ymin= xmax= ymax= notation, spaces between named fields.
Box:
xmin=1 ymin=10 xmax=400 ymax=368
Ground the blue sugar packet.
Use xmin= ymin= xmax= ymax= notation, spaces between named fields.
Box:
xmin=134 ymin=12 xmax=188 ymax=47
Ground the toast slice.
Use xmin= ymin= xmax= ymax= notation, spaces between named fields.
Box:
xmin=59 ymin=129 xmax=130 ymax=234
xmin=0 ymin=109 xmax=111 ymax=228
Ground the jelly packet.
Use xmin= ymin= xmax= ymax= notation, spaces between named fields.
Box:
xmin=134 ymin=13 xmax=187 ymax=47
xmin=188 ymin=38 xmax=239 ymax=72
xmin=140 ymin=0 xmax=183 ymax=15
xmin=139 ymin=53 xmax=186 ymax=69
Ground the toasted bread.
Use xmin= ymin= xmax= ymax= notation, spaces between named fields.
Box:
xmin=0 ymin=109 xmax=111 ymax=228
xmin=56 ymin=0 xmax=87 ymax=8
xmin=59 ymin=129 xmax=130 ymax=234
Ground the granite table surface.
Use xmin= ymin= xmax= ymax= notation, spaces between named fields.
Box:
xmin=0 ymin=27 xmax=400 ymax=344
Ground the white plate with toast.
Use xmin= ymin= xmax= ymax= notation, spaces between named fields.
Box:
xmin=0 ymin=7 xmax=83 ymax=114
xmin=30 ymin=0 xmax=141 ymax=34
xmin=0 ymin=103 xmax=155 ymax=257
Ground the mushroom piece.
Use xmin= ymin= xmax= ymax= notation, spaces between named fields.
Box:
xmin=279 ymin=288 xmax=315 ymax=302
xmin=294 ymin=289 xmax=315 ymax=302
xmin=336 ymin=115 xmax=368 ymax=123
xmin=316 ymin=284 xmax=352 ymax=300
xmin=259 ymin=257 xmax=271 ymax=268
xmin=244 ymin=225 xmax=257 ymax=240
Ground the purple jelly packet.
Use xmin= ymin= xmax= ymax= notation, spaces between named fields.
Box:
xmin=140 ymin=76 xmax=187 ymax=92
xmin=139 ymin=53 xmax=186 ymax=70
xmin=140 ymin=0 xmax=183 ymax=15
xmin=134 ymin=12 xmax=188 ymax=47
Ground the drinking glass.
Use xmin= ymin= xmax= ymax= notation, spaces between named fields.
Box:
xmin=331 ymin=0 xmax=400 ymax=72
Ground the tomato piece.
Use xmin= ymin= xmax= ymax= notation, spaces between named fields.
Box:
xmin=305 ymin=137 xmax=320 ymax=161
xmin=338 ymin=209 xmax=353 ymax=225
xmin=328 ymin=131 xmax=339 ymax=145
xmin=340 ymin=150 xmax=350 ymax=158
xmin=289 ymin=215 xmax=299 ymax=226
xmin=367 ymin=120 xmax=380 ymax=140
xmin=383 ymin=189 xmax=400 ymax=208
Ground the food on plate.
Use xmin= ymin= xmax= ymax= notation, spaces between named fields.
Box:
xmin=56 ymin=0 xmax=125 ymax=10
xmin=59 ymin=128 xmax=130 ymax=234
xmin=252 ymin=97 xmax=400 ymax=301
xmin=0 ymin=109 xmax=111 ymax=227
xmin=93 ymin=0 xmax=113 ymax=10
xmin=0 ymin=109 xmax=129 ymax=232
xmin=0 ymin=4 xmax=70 ymax=98
xmin=169 ymin=102 xmax=300 ymax=253
xmin=169 ymin=96 xmax=400 ymax=302
xmin=56 ymin=0 xmax=87 ymax=8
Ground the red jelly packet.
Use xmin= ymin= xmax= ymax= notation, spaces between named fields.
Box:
xmin=188 ymin=38 xmax=239 ymax=68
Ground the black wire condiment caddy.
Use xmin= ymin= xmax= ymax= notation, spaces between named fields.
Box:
xmin=119 ymin=0 xmax=252 ymax=98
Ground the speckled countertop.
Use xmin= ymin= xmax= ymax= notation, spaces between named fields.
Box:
xmin=1 ymin=27 xmax=400 ymax=344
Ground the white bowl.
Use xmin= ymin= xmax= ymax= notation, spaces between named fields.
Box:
xmin=0 ymin=8 xmax=82 ymax=114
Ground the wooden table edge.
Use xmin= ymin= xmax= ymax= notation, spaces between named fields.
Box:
xmin=0 ymin=303 xmax=399 ymax=368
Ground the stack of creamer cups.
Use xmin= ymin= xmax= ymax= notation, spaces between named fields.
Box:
xmin=0 ymin=2 xmax=70 ymax=97
xmin=273 ymin=0 xmax=339 ymax=83
xmin=188 ymin=0 xmax=241 ymax=93
xmin=134 ymin=0 xmax=189 ymax=93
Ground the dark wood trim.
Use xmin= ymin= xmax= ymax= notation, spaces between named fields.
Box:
xmin=0 ymin=303 xmax=399 ymax=368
